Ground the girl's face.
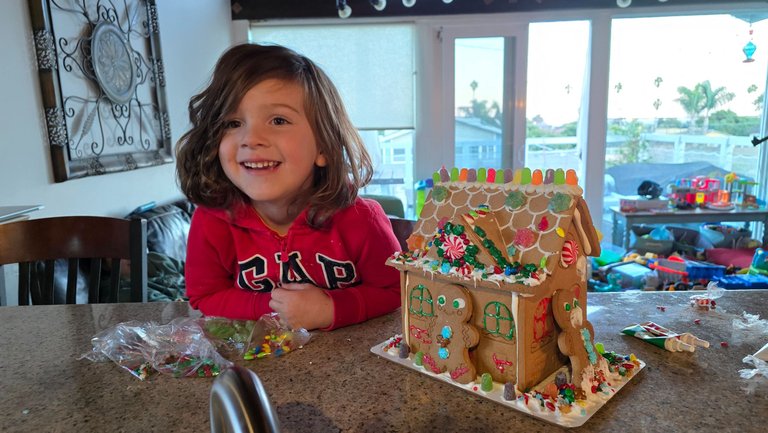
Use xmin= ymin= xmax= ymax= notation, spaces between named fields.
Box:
xmin=219 ymin=78 xmax=326 ymax=216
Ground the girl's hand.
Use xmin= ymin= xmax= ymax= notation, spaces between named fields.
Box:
xmin=269 ymin=283 xmax=334 ymax=330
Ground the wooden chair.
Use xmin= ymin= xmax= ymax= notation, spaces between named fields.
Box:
xmin=0 ymin=216 xmax=147 ymax=305
xmin=389 ymin=217 xmax=416 ymax=251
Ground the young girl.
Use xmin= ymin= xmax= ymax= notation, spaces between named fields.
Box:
xmin=176 ymin=43 xmax=402 ymax=331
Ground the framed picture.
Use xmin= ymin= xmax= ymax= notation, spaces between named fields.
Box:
xmin=28 ymin=0 xmax=171 ymax=182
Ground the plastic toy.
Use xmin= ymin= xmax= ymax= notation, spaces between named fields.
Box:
xmin=668 ymin=176 xmax=720 ymax=208
xmin=749 ymin=248 xmax=768 ymax=275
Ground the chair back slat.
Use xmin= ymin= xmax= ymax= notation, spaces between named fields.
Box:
xmin=41 ymin=259 xmax=55 ymax=305
xmin=87 ymin=259 xmax=102 ymax=303
xmin=18 ymin=262 xmax=31 ymax=306
xmin=107 ymin=258 xmax=122 ymax=302
xmin=0 ymin=216 xmax=147 ymax=305
xmin=65 ymin=259 xmax=78 ymax=304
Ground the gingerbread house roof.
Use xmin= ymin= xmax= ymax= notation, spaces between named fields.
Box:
xmin=389 ymin=167 xmax=601 ymax=295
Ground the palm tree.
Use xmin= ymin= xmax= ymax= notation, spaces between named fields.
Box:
xmin=697 ymin=80 xmax=734 ymax=133
xmin=675 ymin=81 xmax=735 ymax=133
xmin=470 ymin=99 xmax=501 ymax=127
xmin=675 ymin=85 xmax=706 ymax=132
xmin=754 ymin=93 xmax=764 ymax=112
xmin=470 ymin=80 xmax=478 ymax=100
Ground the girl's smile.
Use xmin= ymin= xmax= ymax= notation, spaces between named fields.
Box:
xmin=241 ymin=160 xmax=281 ymax=170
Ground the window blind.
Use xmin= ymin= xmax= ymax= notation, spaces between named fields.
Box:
xmin=249 ymin=23 xmax=415 ymax=130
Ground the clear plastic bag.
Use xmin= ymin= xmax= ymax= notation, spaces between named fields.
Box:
xmin=198 ymin=317 xmax=257 ymax=359
xmin=144 ymin=317 xmax=233 ymax=378
xmin=242 ymin=313 xmax=311 ymax=360
xmin=81 ymin=320 xmax=157 ymax=380
xmin=81 ymin=317 xmax=233 ymax=380
xmin=81 ymin=313 xmax=310 ymax=380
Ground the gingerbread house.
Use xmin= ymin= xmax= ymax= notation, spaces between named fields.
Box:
xmin=388 ymin=166 xmax=604 ymax=395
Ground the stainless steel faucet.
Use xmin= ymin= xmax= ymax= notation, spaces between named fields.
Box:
xmin=210 ymin=366 xmax=281 ymax=433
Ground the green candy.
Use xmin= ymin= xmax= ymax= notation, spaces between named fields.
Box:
xmin=432 ymin=186 xmax=449 ymax=202
xmin=481 ymin=372 xmax=493 ymax=392
xmin=549 ymin=193 xmax=572 ymax=213
xmin=477 ymin=168 xmax=487 ymax=183
xmin=520 ymin=168 xmax=532 ymax=185
xmin=505 ymin=191 xmax=526 ymax=209
xmin=414 ymin=351 xmax=424 ymax=366
xmin=474 ymin=226 xmax=486 ymax=238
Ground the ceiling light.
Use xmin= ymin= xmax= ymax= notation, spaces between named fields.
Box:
xmin=370 ymin=0 xmax=387 ymax=11
xmin=337 ymin=0 xmax=351 ymax=18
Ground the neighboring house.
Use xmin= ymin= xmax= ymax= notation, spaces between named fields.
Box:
xmin=388 ymin=167 xmax=607 ymax=395
xmin=455 ymin=117 xmax=503 ymax=169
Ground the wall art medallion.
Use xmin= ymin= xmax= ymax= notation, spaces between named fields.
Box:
xmin=28 ymin=0 xmax=171 ymax=182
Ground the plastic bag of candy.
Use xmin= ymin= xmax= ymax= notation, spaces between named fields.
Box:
xmin=80 ymin=317 xmax=232 ymax=380
xmin=80 ymin=320 xmax=156 ymax=380
xmin=242 ymin=313 xmax=311 ymax=360
xmin=142 ymin=317 xmax=233 ymax=378
xmin=198 ymin=316 xmax=257 ymax=358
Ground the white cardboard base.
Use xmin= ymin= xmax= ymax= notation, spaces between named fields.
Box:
xmin=371 ymin=340 xmax=645 ymax=428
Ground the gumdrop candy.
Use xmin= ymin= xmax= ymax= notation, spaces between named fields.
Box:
xmin=481 ymin=372 xmax=493 ymax=392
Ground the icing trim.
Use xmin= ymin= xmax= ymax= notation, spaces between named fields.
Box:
xmin=512 ymin=292 xmax=520 ymax=388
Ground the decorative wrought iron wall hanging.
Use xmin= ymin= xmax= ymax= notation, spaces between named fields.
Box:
xmin=28 ymin=0 xmax=171 ymax=182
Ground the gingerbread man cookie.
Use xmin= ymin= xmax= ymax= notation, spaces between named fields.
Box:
xmin=424 ymin=283 xmax=480 ymax=384
xmin=552 ymin=287 xmax=599 ymax=398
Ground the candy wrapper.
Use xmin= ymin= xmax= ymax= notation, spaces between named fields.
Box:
xmin=81 ymin=317 xmax=232 ymax=380
xmin=689 ymin=281 xmax=724 ymax=311
xmin=740 ymin=342 xmax=768 ymax=379
xmin=621 ymin=321 xmax=709 ymax=353
xmin=242 ymin=313 xmax=311 ymax=360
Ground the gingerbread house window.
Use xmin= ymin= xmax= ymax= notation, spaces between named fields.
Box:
xmin=532 ymin=297 xmax=555 ymax=348
xmin=483 ymin=302 xmax=515 ymax=340
xmin=408 ymin=284 xmax=434 ymax=317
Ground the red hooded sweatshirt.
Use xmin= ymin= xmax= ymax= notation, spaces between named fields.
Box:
xmin=185 ymin=197 xmax=401 ymax=330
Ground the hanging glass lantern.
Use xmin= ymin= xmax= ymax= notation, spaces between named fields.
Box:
xmin=743 ymin=41 xmax=757 ymax=63
xmin=743 ymin=26 xmax=757 ymax=63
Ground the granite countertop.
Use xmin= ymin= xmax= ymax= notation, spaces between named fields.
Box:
xmin=1 ymin=290 xmax=766 ymax=432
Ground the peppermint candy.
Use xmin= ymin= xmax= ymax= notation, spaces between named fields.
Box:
xmin=443 ymin=234 xmax=466 ymax=261
xmin=561 ymin=240 xmax=579 ymax=267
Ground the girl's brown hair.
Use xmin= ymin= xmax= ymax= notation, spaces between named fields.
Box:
xmin=176 ymin=43 xmax=372 ymax=227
